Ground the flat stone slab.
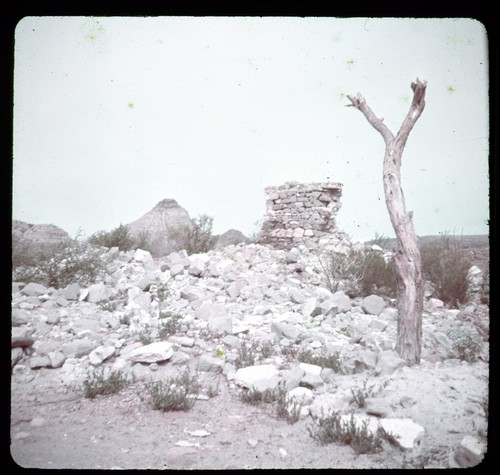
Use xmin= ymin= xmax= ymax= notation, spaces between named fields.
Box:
xmin=128 ymin=341 xmax=174 ymax=364
xmin=379 ymin=418 xmax=425 ymax=450
xmin=234 ymin=364 xmax=279 ymax=389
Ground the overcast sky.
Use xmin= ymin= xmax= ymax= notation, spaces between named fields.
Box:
xmin=13 ymin=16 xmax=489 ymax=242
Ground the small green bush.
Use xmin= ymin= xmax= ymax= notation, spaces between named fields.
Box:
xmin=158 ymin=312 xmax=183 ymax=338
xmin=88 ymin=224 xmax=135 ymax=251
xmin=319 ymin=248 xmax=396 ymax=298
xmin=12 ymin=237 xmax=108 ymax=289
xmin=421 ymin=233 xmax=472 ymax=307
xmin=308 ymin=411 xmax=382 ymax=454
xmin=234 ymin=342 xmax=256 ymax=369
xmin=447 ymin=326 xmax=483 ymax=363
xmin=147 ymin=371 xmax=199 ymax=411
xmin=169 ymin=214 xmax=216 ymax=255
xmin=240 ymin=387 xmax=276 ymax=405
xmin=276 ymin=384 xmax=301 ymax=425
xmin=83 ymin=368 xmax=131 ymax=399
xmin=151 ymin=278 xmax=170 ymax=303
xmin=137 ymin=326 xmax=154 ymax=345
xmin=297 ymin=348 xmax=344 ymax=373
xmin=350 ymin=379 xmax=376 ymax=408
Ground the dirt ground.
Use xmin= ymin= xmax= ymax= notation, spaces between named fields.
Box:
xmin=9 ymin=355 xmax=489 ymax=470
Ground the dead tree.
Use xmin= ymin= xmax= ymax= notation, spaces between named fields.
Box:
xmin=346 ymin=78 xmax=427 ymax=364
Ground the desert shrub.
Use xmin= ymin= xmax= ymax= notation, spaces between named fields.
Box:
xmin=13 ymin=237 xmax=108 ymax=288
xmin=147 ymin=370 xmax=199 ymax=411
xmin=447 ymin=326 xmax=483 ymax=363
xmin=421 ymin=233 xmax=472 ymax=307
xmin=350 ymin=379 xmax=376 ymax=408
xmin=319 ymin=250 xmax=365 ymax=294
xmin=150 ymin=278 xmax=170 ymax=303
xmin=276 ymin=384 xmax=301 ymax=425
xmin=308 ymin=411 xmax=382 ymax=454
xmin=169 ymin=214 xmax=216 ymax=255
xmin=88 ymin=224 xmax=135 ymax=251
xmin=240 ymin=387 xmax=276 ymax=405
xmin=357 ymin=251 xmax=397 ymax=297
xmin=319 ymin=248 xmax=396 ymax=298
xmin=297 ymin=348 xmax=344 ymax=373
xmin=234 ymin=342 xmax=256 ymax=369
xmin=158 ymin=312 xmax=183 ymax=338
xmin=83 ymin=368 xmax=131 ymax=399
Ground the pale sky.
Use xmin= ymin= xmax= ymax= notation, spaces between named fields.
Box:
xmin=13 ymin=16 xmax=489 ymax=242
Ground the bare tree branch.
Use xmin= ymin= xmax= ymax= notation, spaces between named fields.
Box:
xmin=346 ymin=79 xmax=427 ymax=364
xmin=346 ymin=93 xmax=394 ymax=145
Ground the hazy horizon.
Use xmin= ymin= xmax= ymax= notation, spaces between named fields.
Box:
xmin=13 ymin=17 xmax=489 ymax=242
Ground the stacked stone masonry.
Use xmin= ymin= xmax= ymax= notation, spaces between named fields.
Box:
xmin=258 ymin=181 xmax=352 ymax=252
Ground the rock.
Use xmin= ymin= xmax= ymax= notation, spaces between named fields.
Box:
xmin=55 ymin=297 xmax=69 ymax=308
xmin=379 ymin=418 xmax=425 ymax=451
xmin=280 ymin=365 xmax=306 ymax=391
xmin=180 ymin=286 xmax=205 ymax=303
xmin=369 ymin=319 xmax=388 ymax=331
xmin=128 ymin=342 xmax=174 ymax=364
xmin=287 ymin=387 xmax=314 ymax=406
xmin=11 ymin=336 xmax=35 ymax=349
xmin=346 ymin=321 xmax=370 ymax=342
xmin=12 ymin=348 xmax=24 ymax=367
xmin=20 ymin=283 xmax=48 ymax=297
xmin=351 ymin=349 xmax=378 ymax=372
xmin=62 ymin=283 xmax=80 ymax=300
xmin=247 ymin=438 xmax=259 ymax=448
xmin=234 ymin=364 xmax=279 ymax=389
xmin=379 ymin=307 xmax=398 ymax=320
xmin=168 ymin=336 xmax=195 ymax=347
xmin=321 ymin=298 xmax=338 ymax=317
xmin=330 ymin=291 xmax=351 ymax=313
xmin=30 ymin=355 xmax=51 ymax=369
xmin=89 ymin=345 xmax=116 ymax=366
xmin=454 ymin=435 xmax=486 ymax=467
xmin=425 ymin=297 xmax=444 ymax=312
xmin=127 ymin=287 xmax=152 ymax=310
xmin=30 ymin=416 xmax=47 ymax=427
xmin=170 ymin=263 xmax=185 ymax=277
xmin=61 ymin=338 xmax=96 ymax=358
xmin=222 ymin=335 xmax=241 ymax=348
xmin=48 ymin=351 xmax=66 ymax=368
xmin=195 ymin=303 xmax=232 ymax=335
xmin=188 ymin=260 xmax=205 ymax=277
xmin=365 ymin=397 xmax=393 ymax=417
xmin=271 ymin=322 xmax=304 ymax=342
xmin=302 ymin=298 xmax=323 ymax=318
xmin=69 ymin=317 xmax=102 ymax=335
xmin=171 ymin=350 xmax=190 ymax=365
xmin=375 ymin=350 xmax=407 ymax=375
xmin=198 ymin=354 xmax=224 ymax=372
xmin=134 ymin=249 xmax=154 ymax=265
xmin=361 ymin=295 xmax=386 ymax=315
xmin=86 ymin=283 xmax=111 ymax=303
xmin=11 ymin=308 xmax=30 ymax=326
xmin=226 ymin=280 xmax=247 ymax=299
xmin=309 ymin=393 xmax=349 ymax=418
xmin=289 ymin=288 xmax=306 ymax=304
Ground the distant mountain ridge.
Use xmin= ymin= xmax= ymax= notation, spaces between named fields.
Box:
xmin=366 ymin=235 xmax=489 ymax=250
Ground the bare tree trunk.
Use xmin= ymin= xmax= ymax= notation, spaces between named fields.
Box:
xmin=347 ymin=79 xmax=427 ymax=364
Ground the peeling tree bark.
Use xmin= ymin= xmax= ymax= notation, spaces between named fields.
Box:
xmin=347 ymin=78 xmax=427 ymax=364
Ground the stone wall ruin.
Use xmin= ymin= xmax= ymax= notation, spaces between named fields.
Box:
xmin=257 ymin=181 xmax=352 ymax=252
